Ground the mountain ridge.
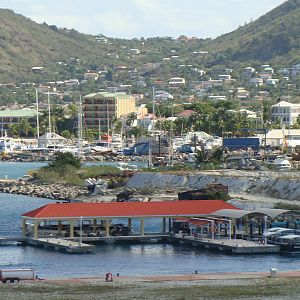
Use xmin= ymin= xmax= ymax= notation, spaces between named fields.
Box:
xmin=0 ymin=1 xmax=300 ymax=82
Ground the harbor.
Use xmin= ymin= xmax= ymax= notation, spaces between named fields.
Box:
xmin=0 ymin=199 xmax=296 ymax=256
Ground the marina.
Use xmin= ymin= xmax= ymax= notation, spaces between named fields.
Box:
xmin=0 ymin=199 xmax=292 ymax=256
xmin=0 ymin=164 xmax=299 ymax=279
xmin=0 ymin=192 xmax=300 ymax=279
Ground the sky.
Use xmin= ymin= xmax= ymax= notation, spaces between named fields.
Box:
xmin=1 ymin=0 xmax=287 ymax=39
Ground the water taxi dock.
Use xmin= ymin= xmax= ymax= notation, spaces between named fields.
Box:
xmin=15 ymin=200 xmax=300 ymax=255
xmin=26 ymin=238 xmax=95 ymax=253
xmin=173 ymin=235 xmax=280 ymax=254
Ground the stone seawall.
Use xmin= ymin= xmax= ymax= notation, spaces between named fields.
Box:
xmin=126 ymin=171 xmax=300 ymax=201
xmin=0 ymin=181 xmax=89 ymax=200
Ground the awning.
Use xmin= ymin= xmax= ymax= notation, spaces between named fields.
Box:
xmin=212 ymin=208 xmax=297 ymax=219
xmin=254 ymin=208 xmax=292 ymax=218
xmin=212 ymin=209 xmax=265 ymax=219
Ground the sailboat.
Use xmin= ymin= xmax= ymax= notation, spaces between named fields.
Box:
xmin=0 ymin=130 xmax=18 ymax=153
xmin=91 ymin=103 xmax=113 ymax=154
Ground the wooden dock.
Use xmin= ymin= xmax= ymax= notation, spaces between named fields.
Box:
xmin=173 ymin=235 xmax=280 ymax=254
xmin=26 ymin=238 xmax=96 ymax=254
xmin=1 ymin=234 xmax=280 ymax=255
xmin=79 ymin=234 xmax=169 ymax=244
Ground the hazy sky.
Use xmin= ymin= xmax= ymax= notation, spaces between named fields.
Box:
xmin=1 ymin=0 xmax=286 ymax=38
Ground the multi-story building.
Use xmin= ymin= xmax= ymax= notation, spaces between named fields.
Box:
xmin=271 ymin=101 xmax=300 ymax=126
xmin=83 ymin=92 xmax=136 ymax=132
xmin=0 ymin=108 xmax=37 ymax=132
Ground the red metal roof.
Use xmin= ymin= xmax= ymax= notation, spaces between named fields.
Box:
xmin=22 ymin=200 xmax=238 ymax=219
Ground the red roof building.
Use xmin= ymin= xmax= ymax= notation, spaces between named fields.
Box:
xmin=177 ymin=110 xmax=196 ymax=118
xmin=22 ymin=200 xmax=239 ymax=239
xmin=22 ymin=200 xmax=238 ymax=220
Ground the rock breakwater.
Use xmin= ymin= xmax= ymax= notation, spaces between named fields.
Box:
xmin=126 ymin=170 xmax=300 ymax=201
xmin=0 ymin=181 xmax=89 ymax=200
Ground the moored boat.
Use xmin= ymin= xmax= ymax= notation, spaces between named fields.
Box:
xmin=275 ymin=234 xmax=300 ymax=254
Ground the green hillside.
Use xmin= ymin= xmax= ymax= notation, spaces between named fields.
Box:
xmin=208 ymin=0 xmax=300 ymax=64
xmin=1 ymin=1 xmax=300 ymax=83
xmin=0 ymin=9 xmax=112 ymax=82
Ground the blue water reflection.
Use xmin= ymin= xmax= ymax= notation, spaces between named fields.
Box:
xmin=0 ymin=178 xmax=299 ymax=278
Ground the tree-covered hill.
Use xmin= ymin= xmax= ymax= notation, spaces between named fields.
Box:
xmin=1 ymin=1 xmax=300 ymax=83
xmin=207 ymin=0 xmax=300 ymax=65
xmin=0 ymin=9 xmax=114 ymax=82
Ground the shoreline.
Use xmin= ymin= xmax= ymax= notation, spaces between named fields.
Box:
xmin=44 ymin=269 xmax=300 ymax=283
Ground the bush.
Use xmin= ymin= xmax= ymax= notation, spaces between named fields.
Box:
xmin=46 ymin=152 xmax=81 ymax=172
xmin=78 ymin=165 xmax=120 ymax=179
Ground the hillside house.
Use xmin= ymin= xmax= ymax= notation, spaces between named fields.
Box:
xmin=64 ymin=79 xmax=79 ymax=87
xmin=169 ymin=77 xmax=186 ymax=86
xmin=271 ymin=101 xmax=300 ymax=126
xmin=291 ymin=64 xmax=300 ymax=77
xmin=84 ymin=73 xmax=99 ymax=81
xmin=250 ymin=78 xmax=264 ymax=86
xmin=242 ymin=67 xmax=255 ymax=76
xmin=155 ymin=90 xmax=173 ymax=101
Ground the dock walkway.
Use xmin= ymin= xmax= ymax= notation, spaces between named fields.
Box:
xmin=27 ymin=238 xmax=95 ymax=253
xmin=0 ymin=236 xmax=26 ymax=245
xmin=174 ymin=235 xmax=280 ymax=254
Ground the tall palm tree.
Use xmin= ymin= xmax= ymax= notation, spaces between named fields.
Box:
xmin=19 ymin=118 xmax=32 ymax=137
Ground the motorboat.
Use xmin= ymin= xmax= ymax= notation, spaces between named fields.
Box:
xmin=264 ymin=227 xmax=300 ymax=243
xmin=91 ymin=141 xmax=112 ymax=154
xmin=117 ymin=162 xmax=138 ymax=171
xmin=274 ymin=234 xmax=300 ymax=254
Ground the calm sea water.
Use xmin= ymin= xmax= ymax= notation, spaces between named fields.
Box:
xmin=0 ymin=161 xmax=146 ymax=180
xmin=0 ymin=163 xmax=299 ymax=279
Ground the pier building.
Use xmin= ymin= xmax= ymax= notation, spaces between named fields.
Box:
xmin=17 ymin=201 xmax=299 ymax=254
xmin=21 ymin=200 xmax=237 ymax=239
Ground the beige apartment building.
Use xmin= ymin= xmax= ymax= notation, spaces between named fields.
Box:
xmin=83 ymin=92 xmax=136 ymax=132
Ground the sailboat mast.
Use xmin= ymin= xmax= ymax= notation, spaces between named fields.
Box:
xmin=36 ymin=89 xmax=40 ymax=138
xmin=106 ymin=101 xmax=110 ymax=137
xmin=98 ymin=118 xmax=101 ymax=139
xmin=47 ymin=91 xmax=51 ymax=135
xmin=152 ymin=86 xmax=155 ymax=136
xmin=170 ymin=102 xmax=174 ymax=165
xmin=78 ymin=95 xmax=83 ymax=158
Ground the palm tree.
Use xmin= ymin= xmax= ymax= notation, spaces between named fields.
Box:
xmin=8 ymin=124 xmax=20 ymax=138
xmin=19 ymin=118 xmax=32 ymax=137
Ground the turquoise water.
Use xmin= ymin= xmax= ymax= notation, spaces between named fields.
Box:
xmin=0 ymin=192 xmax=300 ymax=279
xmin=0 ymin=162 xmax=47 ymax=179
xmin=0 ymin=163 xmax=299 ymax=279
xmin=0 ymin=161 xmax=146 ymax=179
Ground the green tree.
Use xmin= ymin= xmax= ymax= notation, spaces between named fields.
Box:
xmin=19 ymin=118 xmax=32 ymax=137
xmin=85 ymin=128 xmax=98 ymax=142
xmin=126 ymin=126 xmax=149 ymax=138
xmin=46 ymin=152 xmax=81 ymax=171
xmin=61 ymin=130 xmax=71 ymax=139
